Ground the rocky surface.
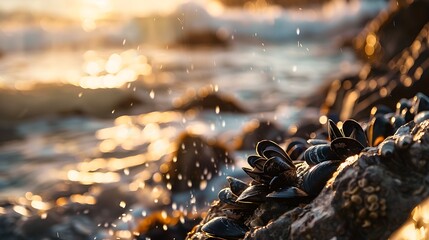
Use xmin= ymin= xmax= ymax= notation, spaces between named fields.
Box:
xmin=162 ymin=132 xmax=234 ymax=192
xmin=187 ymin=118 xmax=429 ymax=240
xmin=173 ymin=87 xmax=248 ymax=113
xmin=187 ymin=1 xmax=429 ymax=239
xmin=312 ymin=1 xmax=429 ymax=121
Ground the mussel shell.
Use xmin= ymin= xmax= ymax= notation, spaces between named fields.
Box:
xmin=400 ymin=107 xmax=415 ymax=123
xmin=285 ymin=137 xmax=308 ymax=153
xmin=371 ymin=105 xmax=393 ymax=119
xmin=268 ymin=169 xmax=297 ymax=190
xmin=251 ymin=158 xmax=267 ymax=172
xmin=342 ymin=119 xmax=368 ymax=147
xmin=390 ymin=115 xmax=406 ymax=131
xmin=256 ymin=140 xmax=288 ymax=159
xmin=227 ymin=176 xmax=249 ymax=196
xmin=242 ymin=167 xmax=270 ymax=184
xmin=287 ymin=144 xmax=308 ymax=161
xmin=395 ymin=121 xmax=415 ymax=136
xmin=304 ymin=144 xmax=339 ymax=166
xmin=263 ymin=156 xmax=294 ymax=176
xmin=396 ymin=98 xmax=412 ymax=115
xmin=411 ymin=92 xmax=429 ymax=114
xmin=330 ymin=137 xmax=365 ymax=160
xmin=266 ymin=186 xmax=308 ymax=200
xmin=414 ymin=111 xmax=429 ymax=125
xmin=302 ymin=160 xmax=340 ymax=197
xmin=201 ymin=217 xmax=248 ymax=239
xmin=218 ymin=188 xmax=237 ymax=202
xmin=367 ymin=115 xmax=394 ymax=147
xmin=218 ymin=188 xmax=256 ymax=210
xmin=328 ymin=119 xmax=343 ymax=141
xmin=307 ymin=138 xmax=330 ymax=146
xmin=247 ymin=155 xmax=262 ymax=168
xmin=236 ymin=184 xmax=269 ymax=203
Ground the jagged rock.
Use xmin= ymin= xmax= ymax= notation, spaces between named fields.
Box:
xmin=162 ymin=132 xmax=234 ymax=192
xmin=187 ymin=120 xmax=429 ymax=239
xmin=354 ymin=0 xmax=429 ymax=65
xmin=320 ymin=22 xmax=429 ymax=120
xmin=173 ymin=88 xmax=248 ymax=113
xmin=234 ymin=120 xmax=287 ymax=150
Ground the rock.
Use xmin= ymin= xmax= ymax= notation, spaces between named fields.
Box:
xmin=176 ymin=30 xmax=229 ymax=48
xmin=173 ymin=88 xmax=248 ymax=113
xmin=0 ymin=83 xmax=144 ymax=120
xmin=136 ymin=211 xmax=201 ymax=240
xmin=354 ymin=0 xmax=429 ymax=66
xmin=187 ymin=119 xmax=429 ymax=239
xmin=217 ymin=0 xmax=330 ymax=8
xmin=319 ymin=22 xmax=429 ymax=121
xmin=234 ymin=119 xmax=287 ymax=150
xmin=162 ymin=132 xmax=234 ymax=192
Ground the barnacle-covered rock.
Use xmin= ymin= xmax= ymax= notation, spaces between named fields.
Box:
xmin=188 ymin=119 xmax=429 ymax=239
xmin=244 ymin=119 xmax=429 ymax=240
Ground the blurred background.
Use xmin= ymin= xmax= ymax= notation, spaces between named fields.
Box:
xmin=0 ymin=0 xmax=397 ymax=239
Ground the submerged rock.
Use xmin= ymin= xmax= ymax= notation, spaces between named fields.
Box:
xmin=176 ymin=31 xmax=229 ymax=48
xmin=162 ymin=132 xmax=234 ymax=192
xmin=173 ymin=88 xmax=248 ymax=113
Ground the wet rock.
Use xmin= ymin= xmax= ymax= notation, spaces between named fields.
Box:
xmin=176 ymin=30 xmax=229 ymax=48
xmin=234 ymin=119 xmax=287 ymax=150
xmin=188 ymin=119 xmax=429 ymax=239
xmin=136 ymin=211 xmax=202 ymax=240
xmin=93 ymin=186 xmax=137 ymax=222
xmin=50 ymin=216 xmax=96 ymax=240
xmin=217 ymin=0 xmax=330 ymax=8
xmin=354 ymin=0 xmax=429 ymax=65
xmin=320 ymin=22 xmax=429 ymax=121
xmin=173 ymin=88 xmax=247 ymax=113
xmin=0 ymin=124 xmax=22 ymax=144
xmin=162 ymin=132 xmax=234 ymax=192
xmin=0 ymin=83 xmax=145 ymax=120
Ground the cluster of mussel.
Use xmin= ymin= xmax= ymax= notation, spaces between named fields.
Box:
xmin=200 ymin=93 xmax=429 ymax=239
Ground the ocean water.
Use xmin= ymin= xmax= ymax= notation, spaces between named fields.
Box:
xmin=0 ymin=0 xmax=387 ymax=238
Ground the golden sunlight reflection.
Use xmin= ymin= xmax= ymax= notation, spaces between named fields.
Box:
xmin=391 ymin=197 xmax=429 ymax=239
xmin=67 ymin=169 xmax=121 ymax=184
xmin=79 ymin=50 xmax=152 ymax=89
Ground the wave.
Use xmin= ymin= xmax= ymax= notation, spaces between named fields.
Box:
xmin=0 ymin=0 xmax=387 ymax=53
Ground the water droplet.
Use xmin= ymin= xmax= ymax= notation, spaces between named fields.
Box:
xmin=150 ymin=90 xmax=155 ymax=99
xmin=296 ymin=28 xmax=300 ymax=35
